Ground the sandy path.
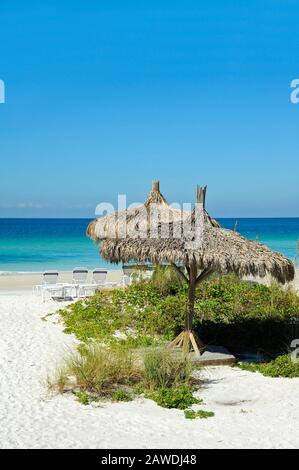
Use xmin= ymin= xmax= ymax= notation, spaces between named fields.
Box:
xmin=0 ymin=294 xmax=298 ymax=449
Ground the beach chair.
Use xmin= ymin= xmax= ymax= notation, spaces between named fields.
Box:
xmin=123 ymin=275 xmax=132 ymax=287
xmin=35 ymin=271 xmax=65 ymax=301
xmin=92 ymin=269 xmax=108 ymax=286
xmin=75 ymin=269 xmax=106 ymax=297
xmin=118 ymin=274 xmax=132 ymax=288
xmin=43 ymin=271 xmax=59 ymax=285
xmin=72 ymin=267 xmax=89 ymax=284
xmin=92 ymin=269 xmax=117 ymax=287
xmin=79 ymin=269 xmax=117 ymax=297
xmin=71 ymin=267 xmax=89 ymax=297
xmin=33 ymin=271 xmax=59 ymax=295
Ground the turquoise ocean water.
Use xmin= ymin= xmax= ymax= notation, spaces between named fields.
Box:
xmin=0 ymin=218 xmax=298 ymax=273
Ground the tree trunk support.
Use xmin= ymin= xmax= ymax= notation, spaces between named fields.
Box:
xmin=167 ymin=263 xmax=213 ymax=357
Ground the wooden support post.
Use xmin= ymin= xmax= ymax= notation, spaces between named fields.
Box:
xmin=167 ymin=187 xmax=215 ymax=357
xmin=167 ymin=262 xmax=207 ymax=357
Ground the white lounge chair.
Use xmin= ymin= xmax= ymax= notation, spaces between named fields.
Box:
xmin=71 ymin=267 xmax=89 ymax=297
xmin=43 ymin=271 xmax=59 ymax=285
xmin=35 ymin=271 xmax=65 ymax=301
xmin=122 ymin=275 xmax=132 ymax=287
xmin=78 ymin=269 xmax=117 ymax=297
xmin=92 ymin=269 xmax=117 ymax=288
xmin=92 ymin=269 xmax=108 ymax=286
xmin=117 ymin=274 xmax=133 ymax=288
xmin=72 ymin=267 xmax=89 ymax=284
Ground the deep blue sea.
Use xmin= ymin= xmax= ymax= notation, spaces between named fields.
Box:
xmin=0 ymin=218 xmax=298 ymax=273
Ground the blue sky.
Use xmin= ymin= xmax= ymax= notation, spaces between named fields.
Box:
xmin=0 ymin=0 xmax=299 ymax=218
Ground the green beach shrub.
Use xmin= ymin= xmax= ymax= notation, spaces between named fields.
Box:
xmin=237 ymin=354 xmax=299 ymax=378
xmin=184 ymin=409 xmax=214 ymax=419
xmin=111 ymin=389 xmax=133 ymax=402
xmin=58 ymin=281 xmax=185 ymax=345
xmin=144 ymin=385 xmax=201 ymax=410
xmin=75 ymin=391 xmax=90 ymax=405
xmin=194 ymin=275 xmax=299 ymax=353
xmin=57 ymin=273 xmax=299 ymax=353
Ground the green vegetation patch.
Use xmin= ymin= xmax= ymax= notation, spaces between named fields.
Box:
xmin=184 ymin=409 xmax=214 ymax=419
xmin=111 ymin=389 xmax=133 ymax=402
xmin=58 ymin=280 xmax=185 ymax=346
xmin=237 ymin=354 xmax=299 ymax=378
xmin=75 ymin=391 xmax=90 ymax=405
xmin=145 ymin=385 xmax=202 ymax=410
xmin=57 ymin=272 xmax=299 ymax=352
xmin=51 ymin=270 xmax=299 ymax=417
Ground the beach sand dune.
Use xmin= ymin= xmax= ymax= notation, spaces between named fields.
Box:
xmin=0 ymin=293 xmax=299 ymax=449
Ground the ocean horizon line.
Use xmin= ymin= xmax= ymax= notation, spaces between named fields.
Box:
xmin=0 ymin=216 xmax=299 ymax=220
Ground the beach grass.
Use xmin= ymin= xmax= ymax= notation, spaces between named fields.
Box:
xmin=49 ymin=345 xmax=204 ymax=416
xmin=143 ymin=348 xmax=194 ymax=390
xmin=49 ymin=344 xmax=141 ymax=397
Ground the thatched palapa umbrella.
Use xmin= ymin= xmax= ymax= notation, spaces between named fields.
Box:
xmin=88 ymin=181 xmax=186 ymax=241
xmin=87 ymin=180 xmax=218 ymax=242
xmin=92 ymin=185 xmax=295 ymax=357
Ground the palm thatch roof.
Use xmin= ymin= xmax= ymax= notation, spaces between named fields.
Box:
xmin=100 ymin=225 xmax=294 ymax=284
xmin=87 ymin=180 xmax=219 ymax=242
xmin=99 ymin=186 xmax=295 ymax=284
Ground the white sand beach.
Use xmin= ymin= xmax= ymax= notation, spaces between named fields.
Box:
xmin=0 ymin=286 xmax=299 ymax=448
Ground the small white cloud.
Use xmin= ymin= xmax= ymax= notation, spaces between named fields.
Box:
xmin=0 ymin=202 xmax=95 ymax=210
